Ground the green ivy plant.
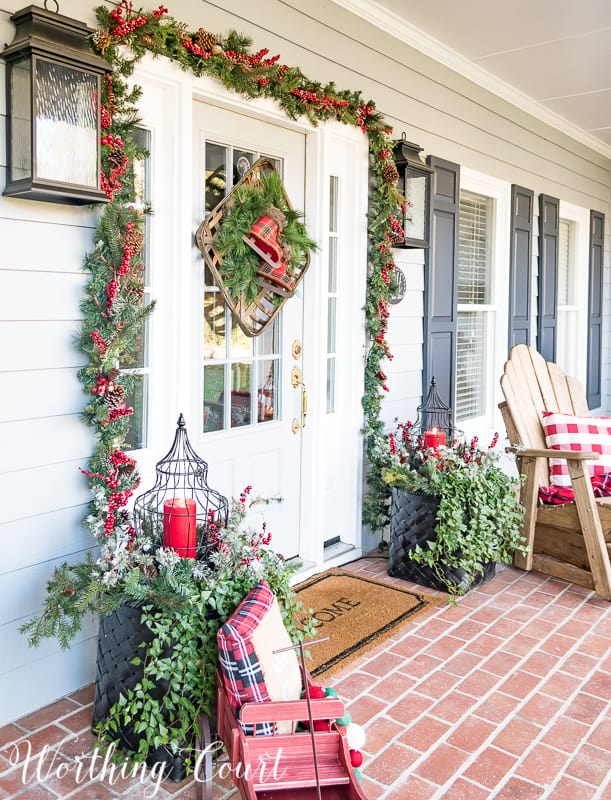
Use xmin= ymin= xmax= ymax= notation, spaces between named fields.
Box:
xmin=24 ymin=490 xmax=317 ymax=767
xmin=377 ymin=422 xmax=527 ymax=595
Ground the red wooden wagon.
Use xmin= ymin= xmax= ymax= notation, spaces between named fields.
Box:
xmin=212 ymin=662 xmax=369 ymax=800
xmin=195 ymin=581 xmax=368 ymax=800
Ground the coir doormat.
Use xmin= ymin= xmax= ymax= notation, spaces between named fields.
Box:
xmin=295 ymin=568 xmax=437 ymax=680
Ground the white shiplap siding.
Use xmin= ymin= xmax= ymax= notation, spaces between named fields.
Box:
xmin=0 ymin=9 xmax=102 ymax=719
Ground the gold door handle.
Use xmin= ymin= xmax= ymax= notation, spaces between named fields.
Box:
xmin=291 ymin=367 xmax=307 ymax=433
xmin=301 ymin=381 xmax=308 ymax=429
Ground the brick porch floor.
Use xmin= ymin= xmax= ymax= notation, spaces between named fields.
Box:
xmin=1 ymin=557 xmax=609 ymax=799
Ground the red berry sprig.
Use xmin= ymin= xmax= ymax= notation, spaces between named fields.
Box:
xmin=356 ymin=103 xmax=375 ymax=133
xmin=108 ymin=407 xmax=134 ymax=423
xmin=182 ymin=38 xmax=211 ymax=59
xmin=90 ymin=329 xmax=108 ymax=354
xmin=109 ymin=1 xmax=148 ymax=38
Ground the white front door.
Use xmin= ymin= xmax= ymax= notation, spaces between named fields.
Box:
xmin=192 ymin=102 xmax=306 ymax=559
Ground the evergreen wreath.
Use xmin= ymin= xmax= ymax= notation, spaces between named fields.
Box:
xmin=214 ymin=165 xmax=317 ymax=306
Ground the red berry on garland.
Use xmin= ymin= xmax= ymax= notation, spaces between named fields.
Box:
xmin=350 ymin=750 xmax=363 ymax=768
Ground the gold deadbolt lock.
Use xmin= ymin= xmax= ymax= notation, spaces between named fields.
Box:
xmin=292 ymin=339 xmax=302 ymax=360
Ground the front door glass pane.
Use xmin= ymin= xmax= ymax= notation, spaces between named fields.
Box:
xmin=202 ymin=140 xmax=283 ymax=433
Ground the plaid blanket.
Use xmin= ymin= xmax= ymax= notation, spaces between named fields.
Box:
xmin=539 ymin=473 xmax=611 ymax=504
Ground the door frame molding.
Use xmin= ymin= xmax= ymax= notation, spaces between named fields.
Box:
xmin=132 ymin=55 xmax=369 ymax=571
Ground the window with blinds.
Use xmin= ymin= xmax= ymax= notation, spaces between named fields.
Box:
xmin=456 ymin=190 xmax=492 ymax=422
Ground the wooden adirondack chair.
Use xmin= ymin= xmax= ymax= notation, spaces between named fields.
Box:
xmin=499 ymin=344 xmax=611 ymax=599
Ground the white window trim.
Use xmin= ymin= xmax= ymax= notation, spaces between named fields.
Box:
xmin=558 ymin=200 xmax=590 ymax=389
xmin=459 ymin=167 xmax=511 ymax=443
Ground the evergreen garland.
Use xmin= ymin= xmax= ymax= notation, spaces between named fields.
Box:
xmin=95 ymin=0 xmax=405 ymax=533
xmin=93 ymin=2 xmax=402 ymax=533
xmin=17 ymin=0 xmax=413 ymax=769
xmin=24 ymin=0 xmax=405 ymax=686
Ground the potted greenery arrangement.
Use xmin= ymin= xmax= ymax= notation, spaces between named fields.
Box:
xmin=21 ymin=485 xmax=316 ymax=776
xmin=377 ymin=421 xmax=527 ymax=596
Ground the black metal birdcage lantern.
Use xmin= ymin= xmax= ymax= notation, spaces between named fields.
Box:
xmin=133 ymin=414 xmax=229 ymax=560
xmin=412 ymin=378 xmax=460 ymax=447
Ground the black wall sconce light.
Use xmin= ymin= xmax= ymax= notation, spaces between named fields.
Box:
xmin=1 ymin=2 xmax=111 ymax=204
xmin=392 ymin=134 xmax=434 ymax=249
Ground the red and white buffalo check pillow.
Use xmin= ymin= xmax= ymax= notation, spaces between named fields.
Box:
xmin=542 ymin=411 xmax=611 ymax=487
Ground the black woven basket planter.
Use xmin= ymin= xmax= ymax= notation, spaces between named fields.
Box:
xmin=93 ymin=605 xmax=190 ymax=782
xmin=387 ymin=488 xmax=495 ymax=592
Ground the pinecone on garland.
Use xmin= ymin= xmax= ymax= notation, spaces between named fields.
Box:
xmin=103 ymin=385 xmax=126 ymax=409
xmin=118 ymin=460 xmax=136 ymax=476
xmin=139 ymin=33 xmax=157 ymax=50
xmin=107 ymin=368 xmax=120 ymax=382
xmin=92 ymin=28 xmax=112 ymax=54
xmin=123 ymin=228 xmax=144 ymax=255
xmin=193 ymin=28 xmax=217 ymax=51
xmin=125 ymin=282 xmax=145 ymax=302
xmin=382 ymin=162 xmax=400 ymax=185
xmin=107 ymin=146 xmax=127 ymax=171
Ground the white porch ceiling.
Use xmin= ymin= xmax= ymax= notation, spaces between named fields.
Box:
xmin=334 ymin=0 xmax=611 ymax=156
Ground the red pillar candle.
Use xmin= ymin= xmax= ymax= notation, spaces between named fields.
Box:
xmin=423 ymin=427 xmax=447 ymax=449
xmin=163 ymin=498 xmax=197 ymax=559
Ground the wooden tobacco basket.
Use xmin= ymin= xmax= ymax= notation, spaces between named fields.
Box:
xmin=195 ymin=158 xmax=310 ymax=337
xmin=499 ymin=344 xmax=611 ymax=598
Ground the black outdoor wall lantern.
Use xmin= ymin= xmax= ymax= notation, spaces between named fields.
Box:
xmin=392 ymin=134 xmax=434 ymax=249
xmin=1 ymin=2 xmax=111 ymax=204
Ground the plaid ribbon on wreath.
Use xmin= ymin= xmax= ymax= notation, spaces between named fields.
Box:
xmin=249 ymin=215 xmax=284 ymax=263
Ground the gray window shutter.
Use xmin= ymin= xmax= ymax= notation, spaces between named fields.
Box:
xmin=509 ymin=185 xmax=534 ymax=348
xmin=587 ymin=210 xmax=604 ymax=408
xmin=423 ymin=157 xmax=460 ymax=412
xmin=537 ymin=194 xmax=559 ymax=362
